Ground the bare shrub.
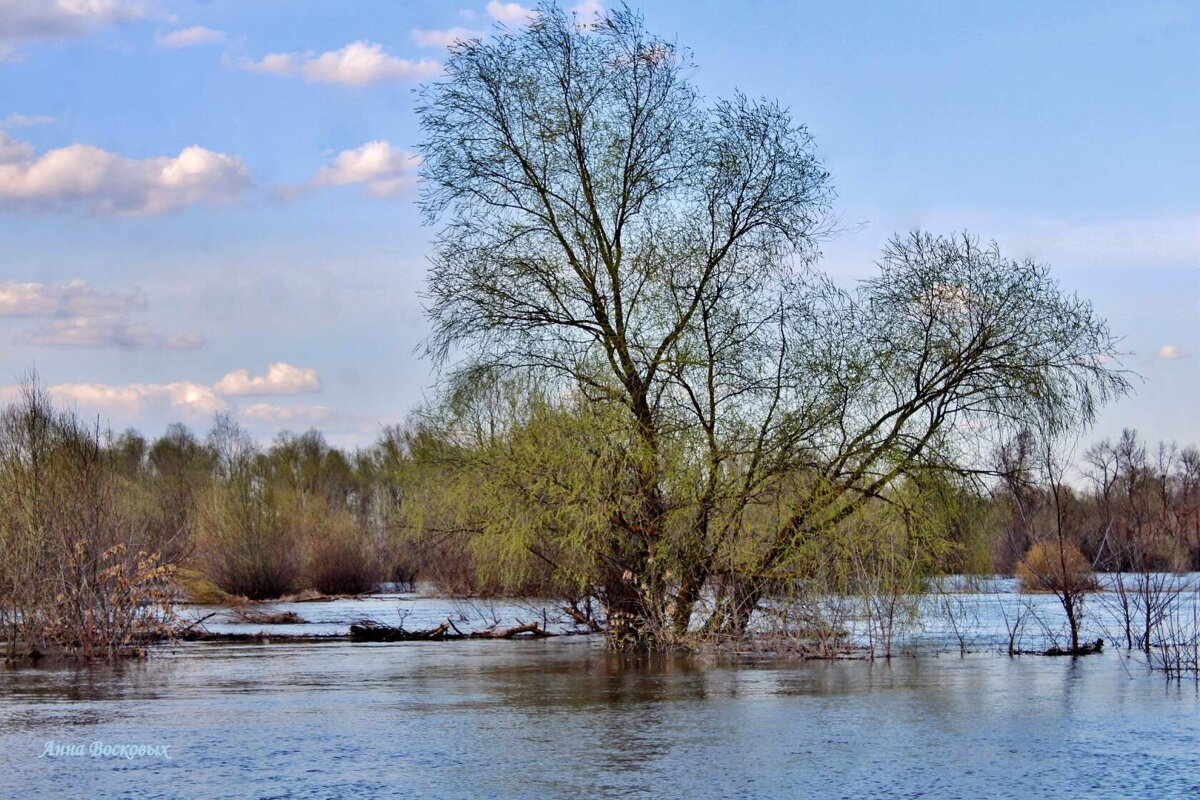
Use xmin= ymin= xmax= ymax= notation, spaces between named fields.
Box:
xmin=1147 ymin=583 xmax=1200 ymax=679
xmin=0 ymin=381 xmax=175 ymax=661
xmin=997 ymin=595 xmax=1035 ymax=656
xmin=761 ymin=583 xmax=855 ymax=659
xmin=194 ymin=483 xmax=301 ymax=600
xmin=49 ymin=543 xmax=176 ymax=659
xmin=1088 ymin=431 xmax=1197 ymax=653
xmin=931 ymin=576 xmax=984 ymax=656
xmin=192 ymin=417 xmax=295 ymax=599
xmin=301 ymin=500 xmax=381 ymax=596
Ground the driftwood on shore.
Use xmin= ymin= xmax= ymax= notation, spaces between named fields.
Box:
xmin=349 ymin=620 xmax=555 ymax=642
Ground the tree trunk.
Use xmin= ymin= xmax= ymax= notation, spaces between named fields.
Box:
xmin=604 ymin=573 xmax=654 ymax=651
xmin=701 ymin=575 xmax=760 ymax=638
xmin=1064 ymin=592 xmax=1079 ymax=653
xmin=671 ymin=566 xmax=706 ymax=641
xmin=601 ymin=398 xmax=668 ymax=651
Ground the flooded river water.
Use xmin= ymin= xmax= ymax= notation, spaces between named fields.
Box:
xmin=2 ymin=589 xmax=1198 ymax=799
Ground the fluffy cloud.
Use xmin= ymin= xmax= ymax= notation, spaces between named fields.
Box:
xmin=46 ymin=381 xmax=226 ymax=419
xmin=411 ymin=27 xmax=483 ymax=48
xmin=0 ymin=0 xmax=150 ymax=43
xmin=155 ymin=26 xmax=224 ymax=48
xmin=214 ymin=363 xmax=322 ymax=396
xmin=0 ymin=279 xmax=204 ymax=351
xmin=486 ymin=1 xmax=536 ymax=24
xmin=0 ymin=366 xmax=389 ymax=444
xmin=12 ymin=362 xmax=324 ymax=424
xmin=236 ymin=41 xmax=441 ymax=86
xmin=0 ymin=131 xmax=249 ymax=216
xmin=308 ymin=140 xmax=421 ymax=198
xmin=1156 ymin=345 xmax=1187 ymax=360
xmin=236 ymin=403 xmax=394 ymax=445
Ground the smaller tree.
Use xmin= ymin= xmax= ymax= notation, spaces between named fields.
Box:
xmin=1086 ymin=430 xmax=1193 ymax=652
xmin=997 ymin=431 xmax=1095 ymax=653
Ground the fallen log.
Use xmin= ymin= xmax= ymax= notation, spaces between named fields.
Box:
xmin=563 ymin=606 xmax=605 ymax=633
xmin=471 ymin=622 xmax=550 ymax=639
xmin=349 ymin=620 xmax=554 ymax=642
xmin=350 ymin=622 xmax=450 ymax=642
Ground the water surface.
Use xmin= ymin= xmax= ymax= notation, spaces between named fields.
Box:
xmin=3 ymin=634 xmax=1197 ymax=799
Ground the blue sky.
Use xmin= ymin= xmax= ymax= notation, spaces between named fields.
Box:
xmin=0 ymin=0 xmax=1196 ymax=449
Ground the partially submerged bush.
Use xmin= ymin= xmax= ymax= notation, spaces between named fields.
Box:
xmin=1016 ymin=541 xmax=1098 ymax=594
xmin=0 ymin=383 xmax=175 ymax=661
xmin=49 ymin=543 xmax=176 ymax=659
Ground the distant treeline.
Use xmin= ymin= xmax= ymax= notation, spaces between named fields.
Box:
xmin=1 ymin=381 xmax=1197 ymax=660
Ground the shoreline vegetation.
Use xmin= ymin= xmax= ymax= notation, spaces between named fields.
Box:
xmin=2 ymin=5 xmax=1197 ymax=678
xmin=0 ymin=380 xmax=1196 ymax=675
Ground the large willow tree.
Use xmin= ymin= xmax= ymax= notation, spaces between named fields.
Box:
xmin=416 ymin=3 xmax=1128 ymax=649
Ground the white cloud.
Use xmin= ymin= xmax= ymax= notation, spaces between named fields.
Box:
xmin=16 ymin=317 xmax=204 ymax=350
xmin=214 ymin=363 xmax=322 ymax=396
xmin=235 ymin=403 xmax=395 ymax=445
xmin=308 ymin=140 xmax=421 ymax=198
xmin=0 ymin=368 xmax=392 ymax=445
xmin=486 ymin=1 xmax=536 ymax=24
xmin=0 ymin=279 xmax=205 ymax=351
xmin=236 ymin=40 xmax=441 ymax=86
xmin=1 ymin=113 xmax=55 ymax=128
xmin=411 ymin=27 xmax=483 ymax=49
xmin=46 ymin=381 xmax=226 ymax=419
xmin=5 ymin=362 xmax=322 ymax=424
xmin=0 ymin=131 xmax=249 ymax=216
xmin=0 ymin=132 xmax=33 ymax=162
xmin=239 ymin=402 xmax=334 ymax=426
xmin=1156 ymin=345 xmax=1187 ymax=360
xmin=1 ymin=364 xmax=333 ymax=429
xmin=155 ymin=25 xmax=224 ymax=48
xmin=0 ymin=279 xmax=145 ymax=317
xmin=0 ymin=0 xmax=150 ymax=43
xmin=235 ymin=51 xmax=294 ymax=75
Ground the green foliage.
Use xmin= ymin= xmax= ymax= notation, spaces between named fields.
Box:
xmin=412 ymin=3 xmax=1130 ymax=648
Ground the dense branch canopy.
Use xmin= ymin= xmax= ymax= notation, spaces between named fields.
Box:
xmin=418 ymin=2 xmax=832 ymax=419
xmin=415 ymin=2 xmax=1130 ymax=646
